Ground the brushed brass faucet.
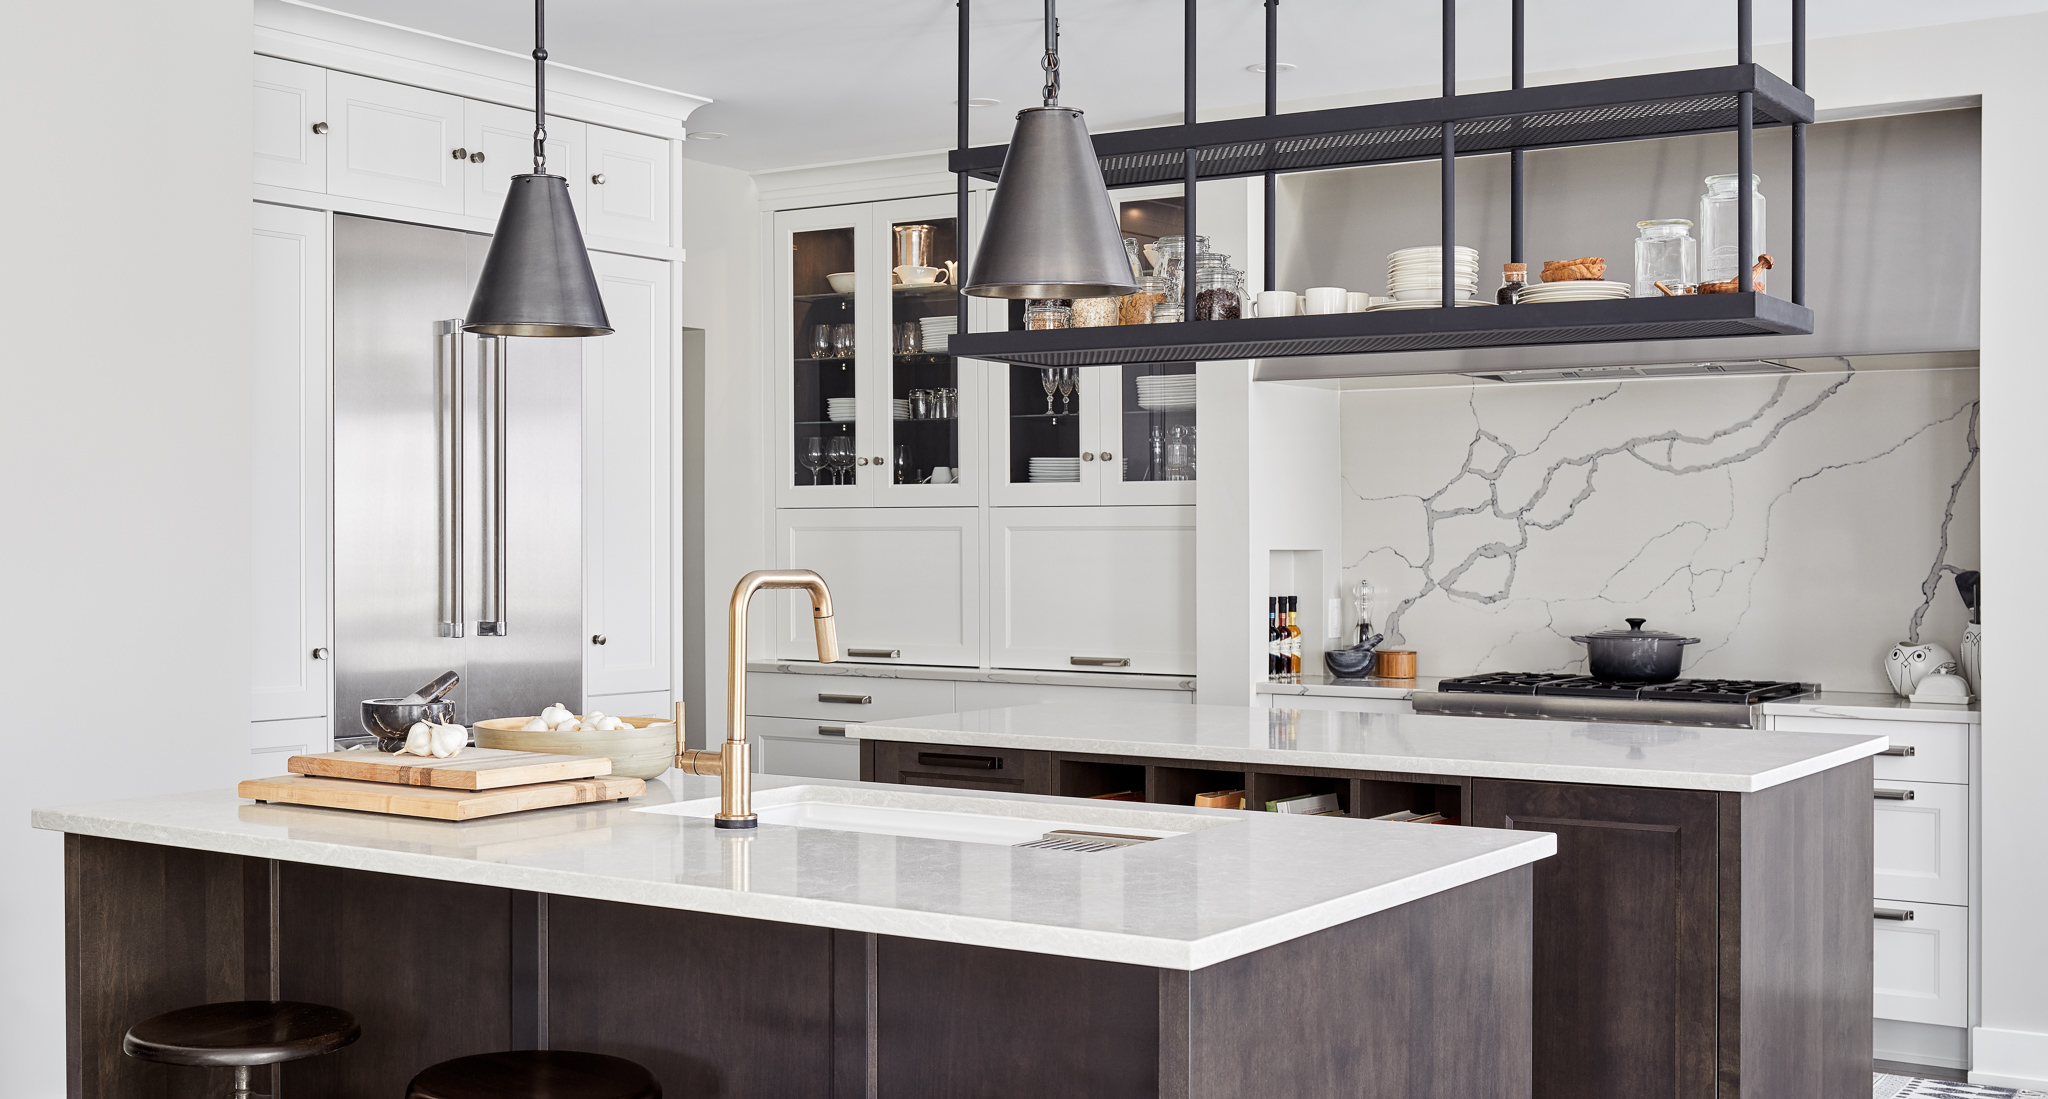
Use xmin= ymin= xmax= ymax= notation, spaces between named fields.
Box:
xmin=676 ymin=569 xmax=838 ymax=827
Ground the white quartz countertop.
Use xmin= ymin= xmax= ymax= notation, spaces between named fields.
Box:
xmin=851 ymin=702 xmax=1889 ymax=792
xmin=750 ymin=660 xmax=1195 ymax=692
xmin=32 ymin=773 xmax=1550 ymax=971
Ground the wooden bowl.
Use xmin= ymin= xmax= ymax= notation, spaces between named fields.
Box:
xmin=472 ymin=715 xmax=677 ymax=779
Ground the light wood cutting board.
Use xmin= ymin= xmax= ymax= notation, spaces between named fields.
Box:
xmin=238 ymin=774 xmax=645 ymax=821
xmin=286 ymin=748 xmax=613 ymax=790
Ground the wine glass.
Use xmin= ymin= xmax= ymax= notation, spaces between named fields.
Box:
xmin=825 ymin=437 xmax=854 ymax=484
xmin=1057 ymin=367 xmax=1076 ymax=417
xmin=801 ymin=437 xmax=824 ymax=485
xmin=1040 ymin=368 xmax=1059 ymax=418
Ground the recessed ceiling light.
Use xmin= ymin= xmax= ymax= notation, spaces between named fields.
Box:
xmin=687 ymin=131 xmax=728 ymax=140
xmin=1245 ymin=62 xmax=1297 ymax=74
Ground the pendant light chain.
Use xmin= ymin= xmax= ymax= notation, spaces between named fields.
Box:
xmin=531 ymin=0 xmax=549 ymax=175
xmin=1040 ymin=0 xmax=1060 ymax=107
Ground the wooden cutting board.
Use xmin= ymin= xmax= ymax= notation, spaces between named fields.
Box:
xmin=286 ymin=748 xmax=613 ymax=790
xmin=239 ymin=774 xmax=645 ymax=821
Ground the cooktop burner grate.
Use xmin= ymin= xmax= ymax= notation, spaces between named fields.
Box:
xmin=1436 ymin=673 xmax=1811 ymax=705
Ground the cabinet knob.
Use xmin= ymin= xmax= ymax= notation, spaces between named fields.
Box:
xmin=591 ymin=634 xmax=608 ymax=646
xmin=310 ymin=122 xmax=328 ymax=135
xmin=856 ymin=457 xmax=869 ymax=466
xmin=451 ymin=147 xmax=468 ymax=160
xmin=1100 ymin=450 xmax=1113 ymax=461
xmin=470 ymin=151 xmax=485 ymax=163
xmin=310 ymin=647 xmax=329 ymax=660
xmin=591 ymin=173 xmax=606 ymax=185
xmin=872 ymin=456 xmax=883 ymax=465
xmin=1082 ymin=452 xmax=1095 ymax=461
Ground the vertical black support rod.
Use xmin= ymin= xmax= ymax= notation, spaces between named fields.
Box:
xmin=1262 ymin=0 xmax=1278 ymax=291
xmin=1737 ymin=0 xmax=1752 ymax=64
xmin=1183 ymin=0 xmax=1197 ymax=316
xmin=1791 ymin=0 xmax=1805 ymax=88
xmin=1440 ymin=0 xmax=1456 ymax=311
xmin=1791 ymin=0 xmax=1805 ymax=305
xmin=956 ymin=0 xmax=969 ymax=330
xmin=531 ymin=0 xmax=549 ymax=174
xmin=1510 ymin=0 xmax=1524 ymax=266
xmin=1738 ymin=90 xmax=1755 ymax=293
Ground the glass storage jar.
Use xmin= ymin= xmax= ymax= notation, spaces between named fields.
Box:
xmin=1633 ymin=220 xmax=1698 ymax=297
xmin=1121 ymin=276 xmax=1172 ymax=325
xmin=1192 ymin=254 xmax=1243 ymax=320
xmin=1151 ymin=235 xmax=1211 ymax=294
xmin=1023 ymin=301 xmax=1072 ymax=330
xmin=1150 ymin=301 xmax=1185 ymax=323
xmin=1699 ymin=173 xmax=1765 ymax=289
xmin=1071 ymin=296 xmax=1121 ymax=327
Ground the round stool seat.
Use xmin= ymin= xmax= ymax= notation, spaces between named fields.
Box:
xmin=407 ymin=1050 xmax=660 ymax=1099
xmin=122 ymin=1001 xmax=360 ymax=1067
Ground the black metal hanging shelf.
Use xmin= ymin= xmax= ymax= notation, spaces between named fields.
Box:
xmin=950 ymin=293 xmax=1811 ymax=367
xmin=951 ymin=64 xmax=1813 ymax=188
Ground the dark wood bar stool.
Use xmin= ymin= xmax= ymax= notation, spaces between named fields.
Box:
xmin=407 ymin=1050 xmax=660 ymax=1099
xmin=122 ymin=1000 xmax=359 ymax=1096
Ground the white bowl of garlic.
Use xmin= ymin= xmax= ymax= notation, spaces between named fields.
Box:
xmin=472 ymin=704 xmax=678 ymax=779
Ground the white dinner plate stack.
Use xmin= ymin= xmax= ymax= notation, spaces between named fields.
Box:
xmin=918 ymin=315 xmax=958 ymax=353
xmin=1386 ymin=245 xmax=1479 ymax=302
xmin=1027 ymin=457 xmax=1081 ymax=483
xmin=1514 ymin=279 xmax=1633 ymax=304
xmin=825 ymin=398 xmax=857 ymax=423
xmin=1134 ymin=374 xmax=1197 ymax=411
xmin=891 ymin=399 xmax=911 ymax=420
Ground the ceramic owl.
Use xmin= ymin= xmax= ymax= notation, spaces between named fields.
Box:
xmin=1960 ymin=624 xmax=1982 ymax=696
xmin=1885 ymin=642 xmax=1959 ymax=698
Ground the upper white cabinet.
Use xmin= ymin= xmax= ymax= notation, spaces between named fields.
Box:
xmin=774 ymin=508 xmax=982 ymax=667
xmin=250 ymin=202 xmax=330 ymax=723
xmin=325 ymin=71 xmax=467 ymax=213
xmin=583 ymin=251 xmax=674 ymax=698
xmin=989 ymin=506 xmax=1196 ymax=675
xmin=252 ymin=56 xmax=327 ymax=191
xmin=989 ymin=362 xmax=1196 ymax=507
xmin=585 ymin=125 xmax=671 ymax=246
xmin=464 ymin=100 xmax=585 ymax=222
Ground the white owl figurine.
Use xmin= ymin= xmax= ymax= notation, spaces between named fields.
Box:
xmin=1885 ymin=642 xmax=1959 ymax=698
xmin=1960 ymin=624 xmax=1982 ymax=696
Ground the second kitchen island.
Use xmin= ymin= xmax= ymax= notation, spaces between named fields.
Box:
xmin=852 ymin=701 xmax=1889 ymax=1099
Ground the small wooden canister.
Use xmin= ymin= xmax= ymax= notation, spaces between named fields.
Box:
xmin=1373 ymin=650 xmax=1418 ymax=679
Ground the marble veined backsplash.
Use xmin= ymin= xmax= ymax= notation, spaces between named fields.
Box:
xmin=1341 ymin=364 xmax=1979 ymax=693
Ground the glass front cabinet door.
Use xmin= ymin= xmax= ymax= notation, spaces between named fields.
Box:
xmin=988 ymin=361 xmax=1196 ymax=507
xmin=776 ymin=196 xmax=980 ymax=508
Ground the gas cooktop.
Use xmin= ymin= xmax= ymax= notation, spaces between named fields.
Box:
xmin=1416 ymin=674 xmax=1816 ymax=728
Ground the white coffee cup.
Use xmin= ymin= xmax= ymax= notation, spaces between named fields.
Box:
xmin=894 ymin=265 xmax=948 ymax=286
xmin=1304 ymin=286 xmax=1348 ymax=315
xmin=1255 ymin=290 xmax=1300 ymax=318
xmin=930 ymin=466 xmax=954 ymax=484
xmin=1346 ymin=291 xmax=1373 ymax=312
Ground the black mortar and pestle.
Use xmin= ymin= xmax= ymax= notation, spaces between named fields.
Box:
xmin=359 ymin=671 xmax=461 ymax=752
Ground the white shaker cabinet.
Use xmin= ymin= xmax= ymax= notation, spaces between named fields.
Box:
xmin=1872 ymin=900 xmax=1970 ymax=1028
xmin=252 ymin=56 xmax=327 ymax=191
xmin=988 ymin=363 xmax=1197 ymax=507
xmin=990 ymin=506 xmax=1196 ymax=675
xmin=772 ymin=508 xmax=982 ymax=667
xmin=584 ymin=125 xmax=670 ymax=246
xmin=1873 ymin=778 xmax=1970 ymax=906
xmin=325 ymin=71 xmax=467 ymax=213
xmin=463 ymin=100 xmax=585 ymax=221
xmin=250 ymin=202 xmax=330 ymax=725
xmin=583 ymin=251 xmax=674 ymax=698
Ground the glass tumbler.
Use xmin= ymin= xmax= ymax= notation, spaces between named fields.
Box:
xmin=909 ymin=389 xmax=931 ymax=420
xmin=830 ymin=323 xmax=856 ymax=358
xmin=1633 ymin=220 xmax=1698 ymax=297
xmin=1699 ymin=173 xmax=1765 ymax=289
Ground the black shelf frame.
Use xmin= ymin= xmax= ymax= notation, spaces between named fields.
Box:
xmin=950 ymin=0 xmax=1812 ymax=364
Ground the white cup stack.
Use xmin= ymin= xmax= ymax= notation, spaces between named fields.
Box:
xmin=1386 ymin=245 xmax=1479 ymax=302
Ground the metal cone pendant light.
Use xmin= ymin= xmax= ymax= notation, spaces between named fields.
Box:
xmin=465 ymin=0 xmax=612 ymax=337
xmin=964 ymin=1 xmax=1135 ymax=300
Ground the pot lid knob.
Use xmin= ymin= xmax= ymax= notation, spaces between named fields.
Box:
xmin=1626 ymin=617 xmax=1646 ymax=631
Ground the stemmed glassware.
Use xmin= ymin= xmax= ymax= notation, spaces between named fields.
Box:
xmin=1056 ymin=367 xmax=1076 ymax=417
xmin=801 ymin=437 xmax=824 ymax=485
xmin=824 ymin=436 xmax=854 ymax=484
xmin=1040 ymin=368 xmax=1059 ymax=417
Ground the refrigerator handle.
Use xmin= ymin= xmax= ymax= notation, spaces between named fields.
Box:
xmin=476 ymin=336 xmax=508 ymax=636
xmin=436 ymin=320 xmax=466 ymax=638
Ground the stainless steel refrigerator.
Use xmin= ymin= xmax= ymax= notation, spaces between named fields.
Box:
xmin=332 ymin=215 xmax=583 ymax=732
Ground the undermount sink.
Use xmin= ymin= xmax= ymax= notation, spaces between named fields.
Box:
xmin=638 ymin=784 xmax=1237 ymax=847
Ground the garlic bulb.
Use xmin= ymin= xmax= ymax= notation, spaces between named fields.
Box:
xmin=595 ymin=715 xmax=627 ymax=731
xmin=520 ymin=716 xmax=549 ymax=731
xmin=428 ymin=723 xmax=466 ymax=758
xmin=540 ymin=703 xmax=574 ymax=729
xmin=400 ymin=721 xmax=433 ymax=756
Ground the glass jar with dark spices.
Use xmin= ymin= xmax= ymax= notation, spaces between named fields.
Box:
xmin=1192 ymin=255 xmax=1242 ymax=320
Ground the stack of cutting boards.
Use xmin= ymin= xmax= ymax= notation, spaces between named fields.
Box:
xmin=238 ymin=749 xmax=646 ymax=821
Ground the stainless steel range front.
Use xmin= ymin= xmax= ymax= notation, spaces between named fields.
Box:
xmin=1411 ymin=673 xmax=1816 ymax=729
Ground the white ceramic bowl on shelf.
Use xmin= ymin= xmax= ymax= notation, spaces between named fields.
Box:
xmin=826 ymin=272 xmax=856 ymax=294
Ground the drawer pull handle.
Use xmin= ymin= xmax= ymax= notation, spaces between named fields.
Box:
xmin=847 ymin=648 xmax=901 ymax=658
xmin=819 ymin=693 xmax=873 ymax=704
xmin=916 ymin=752 xmax=1000 ymax=770
xmin=1874 ymin=907 xmax=1916 ymax=921
xmin=1874 ymin=788 xmax=1915 ymax=801
xmin=1880 ymin=745 xmax=1917 ymax=757
xmin=818 ymin=726 xmax=847 ymax=737
xmin=1070 ymin=656 xmax=1130 ymax=667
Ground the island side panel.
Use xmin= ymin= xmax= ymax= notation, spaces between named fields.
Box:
xmin=1720 ymin=757 xmax=1874 ymax=1099
xmin=1468 ymin=779 xmax=1720 ymax=1099
xmin=546 ymin=894 xmax=838 ymax=1098
xmin=276 ymin=862 xmax=514 ymax=1099
xmin=65 ymin=836 xmax=270 ymax=1099
xmin=1180 ymin=866 xmax=1533 ymax=1099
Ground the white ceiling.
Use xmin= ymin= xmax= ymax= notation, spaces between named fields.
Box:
xmin=311 ymin=0 xmax=2047 ymax=173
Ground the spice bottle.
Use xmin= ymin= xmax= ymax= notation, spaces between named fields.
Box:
xmin=1498 ymin=263 xmax=1527 ymax=305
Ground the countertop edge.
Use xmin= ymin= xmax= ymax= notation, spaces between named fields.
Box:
xmin=748 ymin=661 xmax=1197 ymax=692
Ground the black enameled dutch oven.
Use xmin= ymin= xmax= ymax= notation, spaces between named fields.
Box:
xmin=1570 ymin=617 xmax=1701 ymax=682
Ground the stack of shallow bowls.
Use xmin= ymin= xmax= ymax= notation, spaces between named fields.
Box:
xmin=891 ymin=399 xmax=911 ymax=420
xmin=1386 ymin=245 xmax=1479 ymax=302
xmin=825 ymin=398 xmax=857 ymax=422
xmin=1133 ymin=374 xmax=1197 ymax=411
xmin=918 ymin=315 xmax=957 ymax=353
xmin=1027 ymin=457 xmax=1081 ymax=483
xmin=1515 ymin=279 xmax=1632 ymax=304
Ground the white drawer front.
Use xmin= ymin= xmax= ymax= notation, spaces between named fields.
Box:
xmin=747 ymin=716 xmax=862 ymax=780
xmin=955 ymin=681 xmax=1192 ymax=710
xmin=1873 ymin=900 xmax=1969 ymax=1028
xmin=1773 ymin=715 xmax=1969 ymax=783
xmin=746 ymin=672 xmax=958 ymax=722
xmin=1874 ymin=780 xmax=1969 ymax=906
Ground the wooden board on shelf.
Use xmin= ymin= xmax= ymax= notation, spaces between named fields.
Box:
xmin=286 ymin=748 xmax=613 ymax=790
xmin=239 ymin=774 xmax=645 ymax=821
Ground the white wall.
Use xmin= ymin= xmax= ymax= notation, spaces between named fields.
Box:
xmin=0 ymin=1 xmax=253 ymax=1095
